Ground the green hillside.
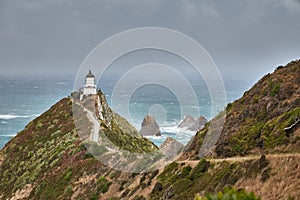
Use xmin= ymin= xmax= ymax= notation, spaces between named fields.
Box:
xmin=182 ymin=60 xmax=300 ymax=159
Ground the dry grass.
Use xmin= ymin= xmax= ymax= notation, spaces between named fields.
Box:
xmin=235 ymin=155 xmax=300 ymax=200
xmin=9 ymin=184 xmax=33 ymax=200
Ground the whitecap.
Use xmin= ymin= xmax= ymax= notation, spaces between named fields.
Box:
xmin=177 ymin=129 xmax=196 ymax=136
xmin=56 ymin=81 xmax=69 ymax=85
xmin=144 ymin=135 xmax=162 ymax=140
xmin=0 ymin=115 xmax=30 ymax=120
xmin=1 ymin=121 xmax=8 ymax=124
xmin=161 ymin=126 xmax=179 ymax=133
xmin=0 ymin=134 xmax=16 ymax=137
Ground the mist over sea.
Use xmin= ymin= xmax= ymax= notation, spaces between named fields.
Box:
xmin=0 ymin=77 xmax=252 ymax=149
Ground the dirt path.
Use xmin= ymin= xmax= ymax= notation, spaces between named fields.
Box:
xmin=180 ymin=153 xmax=300 ymax=166
xmin=74 ymin=100 xmax=100 ymax=143
xmin=84 ymin=108 xmax=100 ymax=143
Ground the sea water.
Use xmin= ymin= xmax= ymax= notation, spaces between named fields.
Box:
xmin=0 ymin=78 xmax=73 ymax=148
xmin=0 ymin=77 xmax=252 ymax=149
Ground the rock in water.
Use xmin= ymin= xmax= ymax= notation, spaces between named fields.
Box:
xmin=178 ymin=115 xmax=207 ymax=131
xmin=139 ymin=115 xmax=161 ymax=136
xmin=178 ymin=115 xmax=196 ymax=129
xmin=196 ymin=116 xmax=207 ymax=130
xmin=160 ymin=137 xmax=184 ymax=159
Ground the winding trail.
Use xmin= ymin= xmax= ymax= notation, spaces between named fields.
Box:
xmin=209 ymin=153 xmax=300 ymax=162
xmin=179 ymin=153 xmax=300 ymax=167
xmin=74 ymin=99 xmax=100 ymax=143
xmin=84 ymin=108 xmax=100 ymax=143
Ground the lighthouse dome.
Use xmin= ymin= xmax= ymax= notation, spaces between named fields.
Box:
xmin=86 ymin=70 xmax=95 ymax=78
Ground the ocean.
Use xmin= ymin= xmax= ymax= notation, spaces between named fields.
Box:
xmin=0 ymin=78 xmax=73 ymax=148
xmin=0 ymin=77 xmax=253 ymax=149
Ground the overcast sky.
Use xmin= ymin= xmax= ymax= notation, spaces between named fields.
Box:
xmin=0 ymin=0 xmax=299 ymax=81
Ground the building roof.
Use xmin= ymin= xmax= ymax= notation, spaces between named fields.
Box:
xmin=86 ymin=70 xmax=95 ymax=78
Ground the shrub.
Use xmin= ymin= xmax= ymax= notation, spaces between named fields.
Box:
xmin=189 ymin=159 xmax=209 ymax=181
xmin=152 ymin=182 xmax=163 ymax=193
xmin=133 ymin=195 xmax=146 ymax=200
xmin=179 ymin=165 xmax=192 ymax=178
xmin=260 ymin=167 xmax=271 ymax=182
xmin=96 ymin=176 xmax=111 ymax=194
xmin=64 ymin=168 xmax=73 ymax=181
xmin=269 ymin=81 xmax=281 ymax=97
xmin=63 ymin=185 xmax=73 ymax=196
xmin=195 ymin=187 xmax=261 ymax=200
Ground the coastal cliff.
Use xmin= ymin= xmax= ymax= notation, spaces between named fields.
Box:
xmin=0 ymin=60 xmax=299 ymax=199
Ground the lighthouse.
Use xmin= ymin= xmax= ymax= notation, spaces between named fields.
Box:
xmin=80 ymin=70 xmax=97 ymax=101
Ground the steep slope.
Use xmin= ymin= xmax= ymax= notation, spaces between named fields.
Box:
xmin=72 ymin=90 xmax=158 ymax=155
xmin=149 ymin=154 xmax=300 ymax=200
xmin=0 ymin=93 xmax=158 ymax=199
xmin=182 ymin=60 xmax=300 ymax=159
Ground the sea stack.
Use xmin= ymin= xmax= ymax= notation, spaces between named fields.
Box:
xmin=178 ymin=115 xmax=207 ymax=131
xmin=139 ymin=115 xmax=161 ymax=136
xmin=196 ymin=116 xmax=208 ymax=129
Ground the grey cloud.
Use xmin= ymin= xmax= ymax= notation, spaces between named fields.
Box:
xmin=0 ymin=0 xmax=299 ymax=80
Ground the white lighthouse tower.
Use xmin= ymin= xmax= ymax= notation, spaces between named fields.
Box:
xmin=83 ymin=70 xmax=97 ymax=96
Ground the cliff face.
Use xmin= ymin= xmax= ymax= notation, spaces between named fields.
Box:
xmin=182 ymin=60 xmax=300 ymax=159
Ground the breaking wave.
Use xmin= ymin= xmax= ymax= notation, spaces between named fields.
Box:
xmin=0 ymin=134 xmax=16 ymax=137
xmin=0 ymin=115 xmax=30 ymax=120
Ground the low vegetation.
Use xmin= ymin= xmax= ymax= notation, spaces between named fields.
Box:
xmin=182 ymin=60 xmax=300 ymax=159
xmin=195 ymin=187 xmax=260 ymax=200
xmin=150 ymin=156 xmax=269 ymax=200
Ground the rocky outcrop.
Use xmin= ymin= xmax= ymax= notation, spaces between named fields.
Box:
xmin=159 ymin=137 xmax=184 ymax=159
xmin=139 ymin=115 xmax=161 ymax=136
xmin=178 ymin=115 xmax=207 ymax=131
xmin=178 ymin=115 xmax=196 ymax=129
xmin=196 ymin=116 xmax=208 ymax=128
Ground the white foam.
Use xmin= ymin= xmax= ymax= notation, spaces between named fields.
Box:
xmin=0 ymin=134 xmax=16 ymax=137
xmin=0 ymin=115 xmax=30 ymax=120
xmin=144 ymin=135 xmax=162 ymax=140
xmin=56 ymin=81 xmax=69 ymax=85
xmin=177 ymin=128 xmax=196 ymax=136
xmin=161 ymin=126 xmax=179 ymax=133
xmin=1 ymin=121 xmax=8 ymax=124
